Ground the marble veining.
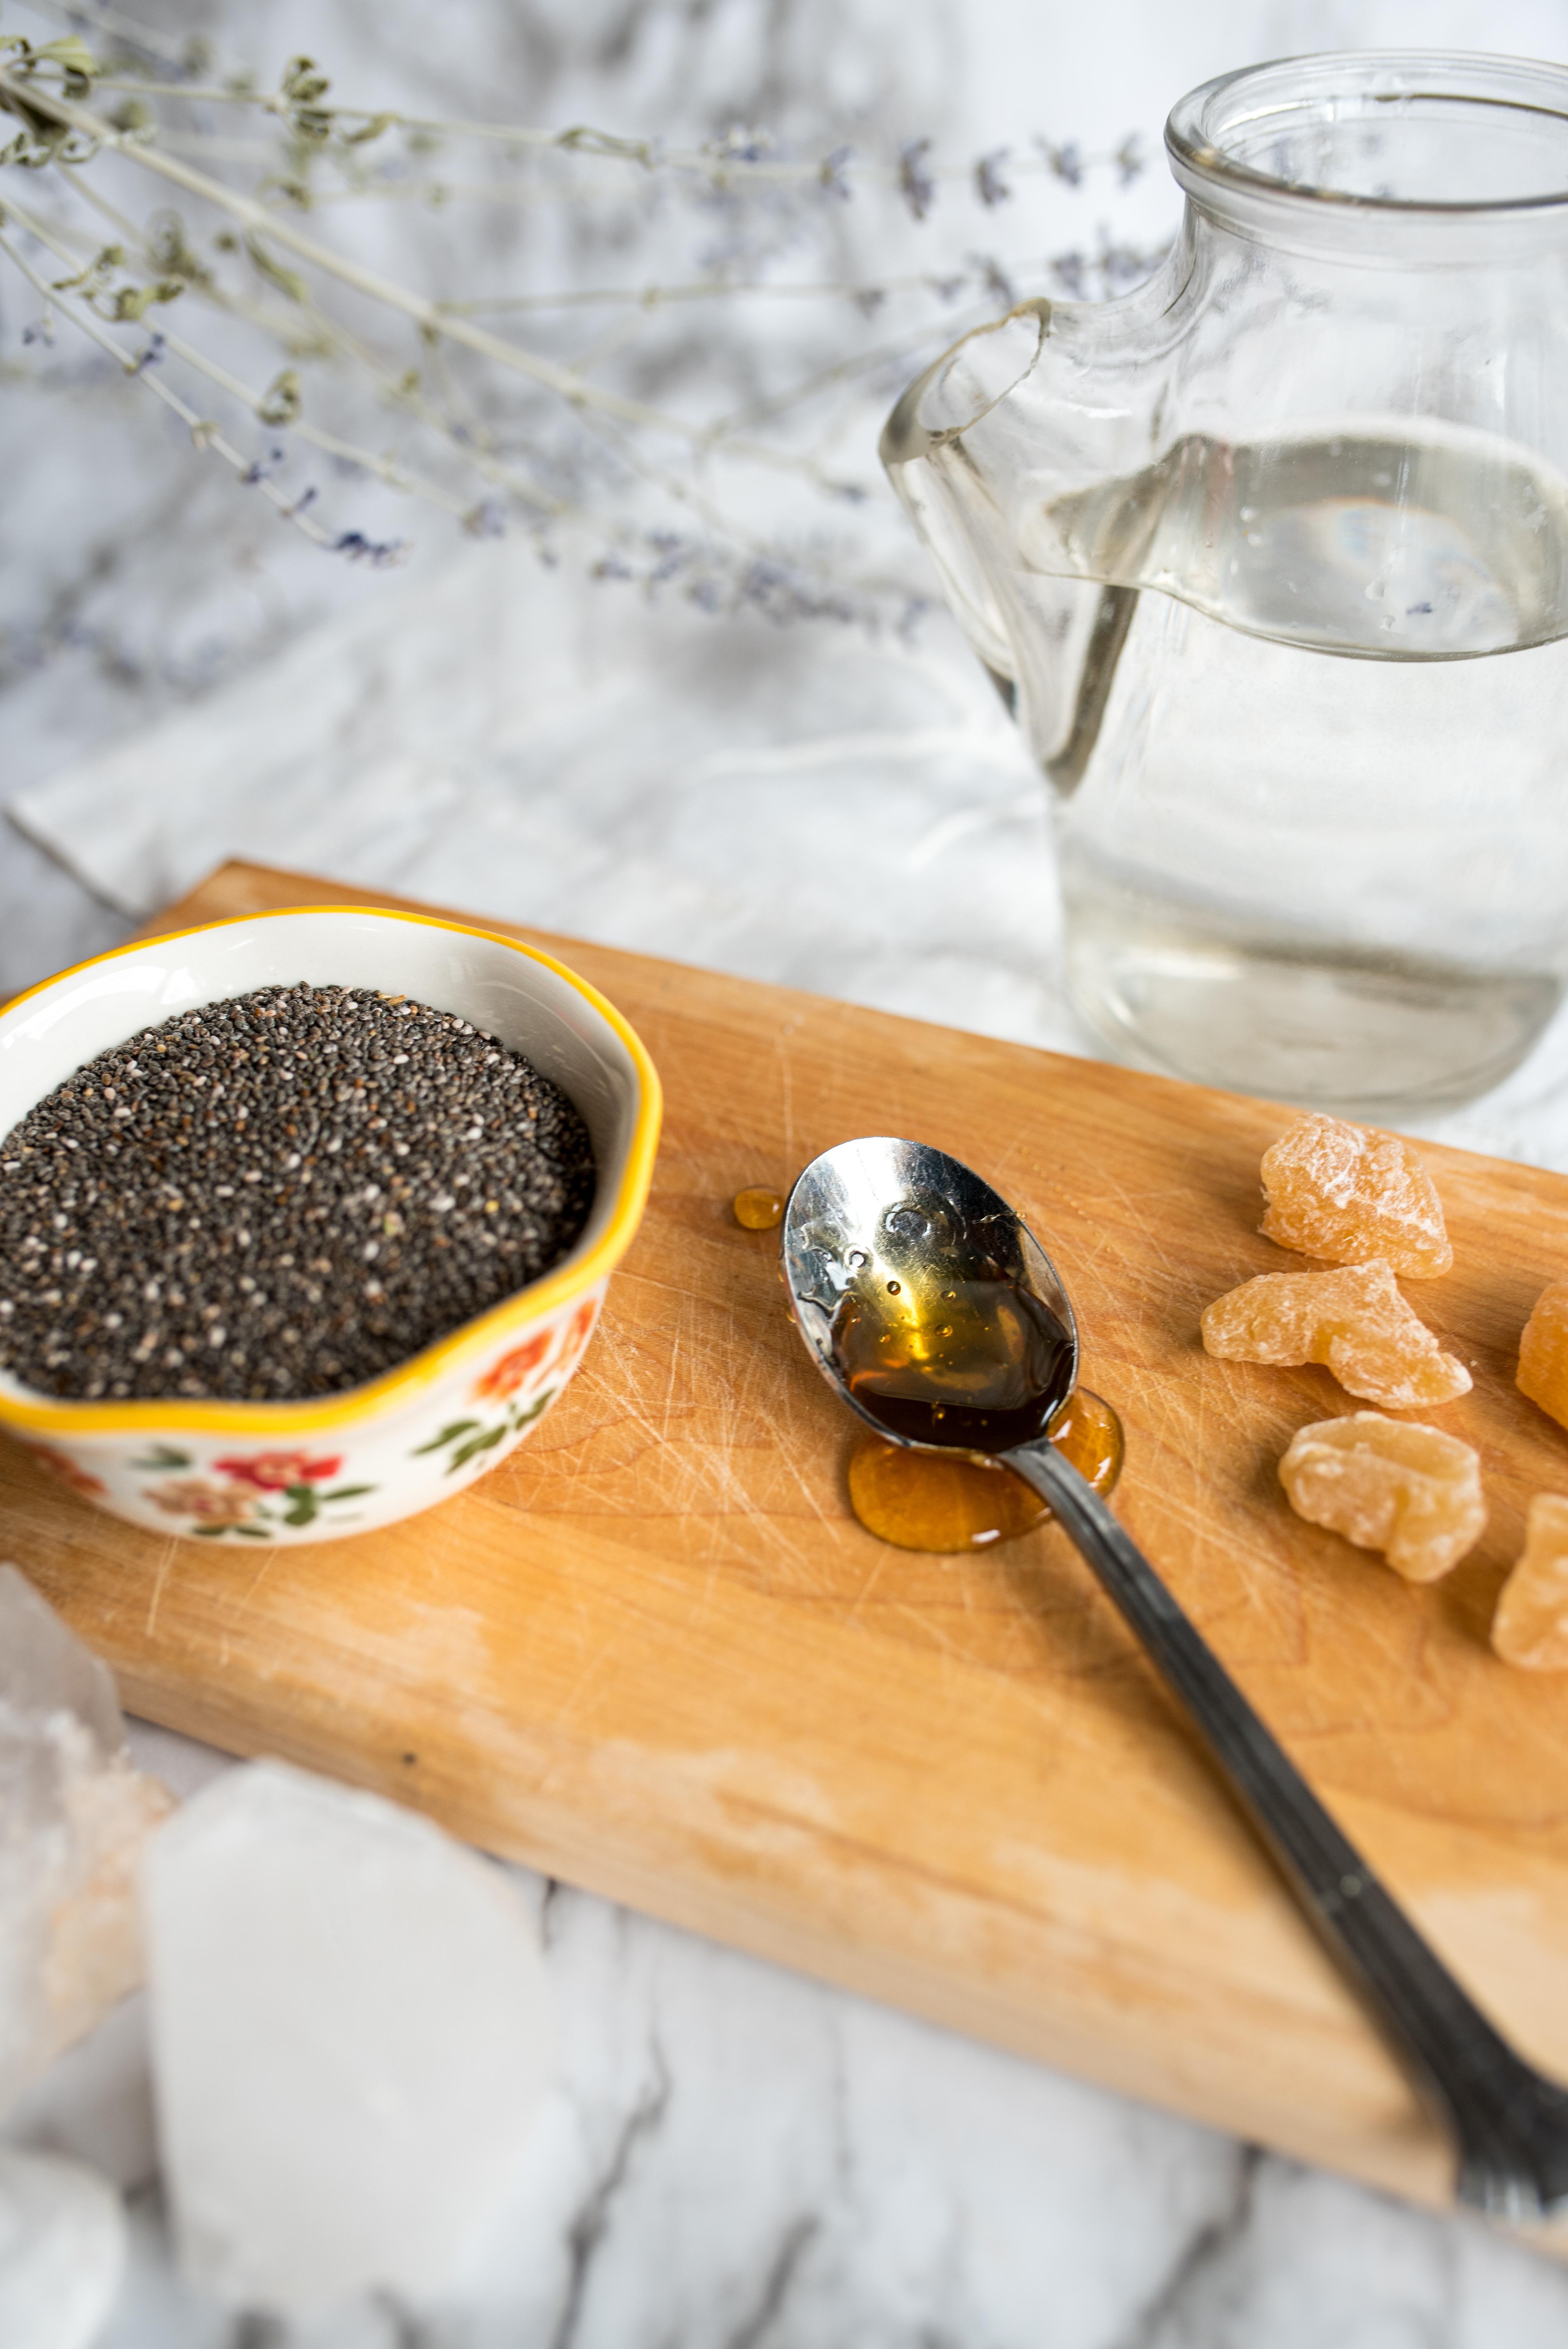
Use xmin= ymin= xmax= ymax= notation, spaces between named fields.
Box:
xmin=16 ymin=1753 xmax=1563 ymax=2347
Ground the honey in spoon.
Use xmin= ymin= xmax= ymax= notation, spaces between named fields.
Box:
xmin=829 ymin=1264 xmax=1073 ymax=1448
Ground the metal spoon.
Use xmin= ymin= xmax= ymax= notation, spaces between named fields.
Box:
xmin=782 ymin=1134 xmax=1568 ymax=2222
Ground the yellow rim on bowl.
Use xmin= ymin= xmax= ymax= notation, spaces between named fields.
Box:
xmin=0 ymin=906 xmax=663 ymax=1436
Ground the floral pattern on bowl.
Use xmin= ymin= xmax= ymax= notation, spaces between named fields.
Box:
xmin=132 ymin=1446 xmax=374 ymax=1540
xmin=14 ymin=1276 xmax=610 ymax=1543
xmin=413 ymin=1292 xmax=600 ymax=1478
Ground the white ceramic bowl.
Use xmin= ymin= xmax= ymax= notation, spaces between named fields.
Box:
xmin=0 ymin=907 xmax=661 ymax=1543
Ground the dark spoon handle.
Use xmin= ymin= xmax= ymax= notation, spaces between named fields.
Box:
xmin=1009 ymin=1436 xmax=1568 ymax=2222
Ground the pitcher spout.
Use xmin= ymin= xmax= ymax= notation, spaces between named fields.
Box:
xmin=880 ymin=256 xmax=1188 ymax=786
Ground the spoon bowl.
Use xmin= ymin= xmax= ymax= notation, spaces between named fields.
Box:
xmin=783 ymin=1137 xmax=1077 ymax=1453
xmin=783 ymin=1134 xmax=1568 ymax=2223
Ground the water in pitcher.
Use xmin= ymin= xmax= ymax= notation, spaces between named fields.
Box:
xmin=1039 ymin=429 xmax=1568 ymax=1110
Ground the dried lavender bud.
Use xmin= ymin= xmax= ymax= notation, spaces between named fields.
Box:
xmin=0 ymin=984 xmax=595 ymax=1403
xmin=974 ymin=150 xmax=1012 ymax=208
xmin=898 ymin=137 xmax=936 ymax=221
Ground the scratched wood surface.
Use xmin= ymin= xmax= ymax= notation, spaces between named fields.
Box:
xmin=13 ymin=859 xmax=1568 ymax=2228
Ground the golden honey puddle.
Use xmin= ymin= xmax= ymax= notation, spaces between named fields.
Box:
xmin=847 ymin=1390 xmax=1124 ymax=1553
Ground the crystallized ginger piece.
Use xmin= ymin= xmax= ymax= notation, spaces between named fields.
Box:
xmin=1517 ymin=1279 xmax=1568 ymax=1435
xmin=1201 ymin=1261 xmax=1470 ymax=1411
xmin=1278 ymin=1412 xmax=1484 ymax=1581
xmin=1260 ymin=1113 xmax=1452 ymax=1278
xmin=1492 ymin=1495 xmax=1568 ymax=1670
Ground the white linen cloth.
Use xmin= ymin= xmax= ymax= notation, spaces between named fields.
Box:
xmin=10 ymin=542 xmax=1061 ymax=1042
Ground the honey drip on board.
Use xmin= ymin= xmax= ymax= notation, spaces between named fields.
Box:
xmin=848 ymin=1389 xmax=1124 ymax=1552
xmin=733 ymin=1185 xmax=785 ymax=1231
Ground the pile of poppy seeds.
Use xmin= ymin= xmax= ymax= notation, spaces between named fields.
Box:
xmin=0 ymin=984 xmax=597 ymax=1401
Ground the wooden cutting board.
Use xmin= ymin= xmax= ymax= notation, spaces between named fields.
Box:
xmin=13 ymin=858 xmax=1568 ymax=2229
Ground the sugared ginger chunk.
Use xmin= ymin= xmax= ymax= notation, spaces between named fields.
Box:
xmin=1278 ymin=1412 xmax=1484 ymax=1581
xmin=1201 ymin=1261 xmax=1470 ymax=1411
xmin=1517 ymin=1280 xmax=1568 ymax=1434
xmin=1492 ymin=1495 xmax=1568 ymax=1670
xmin=1260 ymin=1114 xmax=1452 ymax=1278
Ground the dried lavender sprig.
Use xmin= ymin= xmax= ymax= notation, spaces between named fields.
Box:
xmin=0 ymin=70 xmax=868 ymax=497
xmin=79 ymin=77 xmax=1146 ymax=204
xmin=0 ymin=219 xmax=353 ymax=552
xmin=1 ymin=192 xmax=932 ymax=627
xmin=5 ymin=183 xmax=489 ymax=526
xmin=1 ymin=2 xmax=1161 ymax=634
xmin=14 ymin=2 xmax=1147 ymax=207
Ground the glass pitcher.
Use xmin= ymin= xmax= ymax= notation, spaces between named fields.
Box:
xmin=882 ymin=52 xmax=1568 ymax=1113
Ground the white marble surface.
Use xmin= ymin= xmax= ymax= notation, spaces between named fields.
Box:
xmin=6 ymin=1737 xmax=1568 ymax=2349
xmin=12 ymin=0 xmax=1568 ymax=2339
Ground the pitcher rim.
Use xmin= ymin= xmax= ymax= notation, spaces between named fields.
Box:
xmin=1168 ymin=49 xmax=1568 ymax=226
